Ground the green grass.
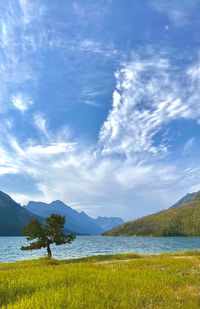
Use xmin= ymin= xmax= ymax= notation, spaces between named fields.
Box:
xmin=0 ymin=251 xmax=200 ymax=308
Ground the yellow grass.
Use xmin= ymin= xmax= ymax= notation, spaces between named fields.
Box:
xmin=0 ymin=251 xmax=200 ymax=308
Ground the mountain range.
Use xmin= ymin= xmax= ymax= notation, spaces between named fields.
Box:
xmin=25 ymin=200 xmax=124 ymax=235
xmin=25 ymin=200 xmax=103 ymax=235
xmin=1 ymin=188 xmax=199 ymax=237
xmin=0 ymin=191 xmax=44 ymax=236
xmin=95 ymin=216 xmax=124 ymax=232
xmin=103 ymin=191 xmax=200 ymax=237
xmin=0 ymin=190 xmax=124 ymax=236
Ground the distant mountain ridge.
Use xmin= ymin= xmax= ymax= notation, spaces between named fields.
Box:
xmin=94 ymin=216 xmax=124 ymax=231
xmin=0 ymin=191 xmax=43 ymax=236
xmin=103 ymin=191 xmax=200 ymax=237
xmin=170 ymin=192 xmax=196 ymax=208
xmin=186 ymin=191 xmax=200 ymax=203
xmin=1 ymin=188 xmax=199 ymax=237
xmin=25 ymin=200 xmax=124 ymax=235
xmin=25 ymin=200 xmax=103 ymax=235
xmin=0 ymin=190 xmax=124 ymax=236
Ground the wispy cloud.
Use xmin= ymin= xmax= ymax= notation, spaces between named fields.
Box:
xmin=34 ymin=114 xmax=49 ymax=138
xmin=0 ymin=0 xmax=45 ymax=112
xmin=78 ymin=39 xmax=117 ymax=57
xmin=18 ymin=0 xmax=45 ymax=25
xmin=99 ymin=52 xmax=200 ymax=157
xmin=12 ymin=93 xmax=33 ymax=112
xmin=79 ymin=39 xmax=101 ymax=53
xmin=183 ymin=137 xmax=195 ymax=155
xmin=1 ymin=48 xmax=200 ymax=217
xmin=80 ymin=87 xmax=107 ymax=107
xmin=0 ymin=117 xmax=198 ymax=218
xmin=1 ymin=21 xmax=8 ymax=47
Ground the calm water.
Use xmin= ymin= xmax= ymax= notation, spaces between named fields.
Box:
xmin=0 ymin=236 xmax=199 ymax=263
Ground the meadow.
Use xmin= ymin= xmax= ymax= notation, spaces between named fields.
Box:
xmin=0 ymin=251 xmax=200 ymax=309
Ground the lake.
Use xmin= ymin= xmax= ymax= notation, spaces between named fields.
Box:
xmin=0 ymin=236 xmax=199 ymax=263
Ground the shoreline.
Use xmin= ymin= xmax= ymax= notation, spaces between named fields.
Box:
xmin=1 ymin=249 xmax=200 ymax=265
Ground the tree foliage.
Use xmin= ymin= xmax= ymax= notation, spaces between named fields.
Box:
xmin=21 ymin=214 xmax=75 ymax=257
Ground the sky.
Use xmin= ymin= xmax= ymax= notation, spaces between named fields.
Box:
xmin=0 ymin=0 xmax=200 ymax=221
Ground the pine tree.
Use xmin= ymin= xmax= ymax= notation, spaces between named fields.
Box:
xmin=21 ymin=214 xmax=75 ymax=258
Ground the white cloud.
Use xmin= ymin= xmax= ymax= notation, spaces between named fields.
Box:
xmin=80 ymin=88 xmax=107 ymax=107
xmin=0 ymin=122 xmax=197 ymax=218
xmin=113 ymin=90 xmax=120 ymax=108
xmin=0 ymin=165 xmax=19 ymax=176
xmin=99 ymin=53 xmax=200 ymax=157
xmin=1 ymin=48 xmax=200 ymax=218
xmin=18 ymin=0 xmax=30 ymax=24
xmin=189 ymin=184 xmax=200 ymax=193
xmin=10 ymin=192 xmax=44 ymax=206
xmin=34 ymin=114 xmax=49 ymax=137
xmin=1 ymin=21 xmax=8 ymax=46
xmin=0 ymin=120 xmax=181 ymax=215
xmin=0 ymin=0 xmax=45 ymax=113
xmin=18 ymin=0 xmax=45 ymax=25
xmin=11 ymin=93 xmax=33 ymax=112
xmin=27 ymin=143 xmax=76 ymax=156
xmin=79 ymin=39 xmax=99 ymax=51
xmin=81 ymin=99 xmax=101 ymax=107
xmin=78 ymin=39 xmax=117 ymax=57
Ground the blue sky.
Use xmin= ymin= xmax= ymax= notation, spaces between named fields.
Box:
xmin=0 ymin=0 xmax=200 ymax=220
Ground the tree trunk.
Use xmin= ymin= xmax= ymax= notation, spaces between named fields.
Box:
xmin=47 ymin=243 xmax=52 ymax=258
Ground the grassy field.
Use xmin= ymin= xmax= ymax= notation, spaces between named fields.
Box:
xmin=0 ymin=251 xmax=200 ymax=308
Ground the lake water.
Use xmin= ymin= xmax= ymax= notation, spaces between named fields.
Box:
xmin=0 ymin=236 xmax=199 ymax=263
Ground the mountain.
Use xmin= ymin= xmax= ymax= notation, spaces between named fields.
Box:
xmin=103 ymin=191 xmax=200 ymax=237
xmin=0 ymin=190 xmax=123 ymax=236
xmin=0 ymin=191 xmax=43 ymax=236
xmin=25 ymin=200 xmax=104 ymax=235
xmin=185 ymin=191 xmax=200 ymax=203
xmin=94 ymin=216 xmax=124 ymax=231
xmin=170 ymin=192 xmax=196 ymax=208
xmin=25 ymin=201 xmax=124 ymax=235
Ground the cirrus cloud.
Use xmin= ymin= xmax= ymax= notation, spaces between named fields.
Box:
xmin=99 ymin=52 xmax=200 ymax=158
